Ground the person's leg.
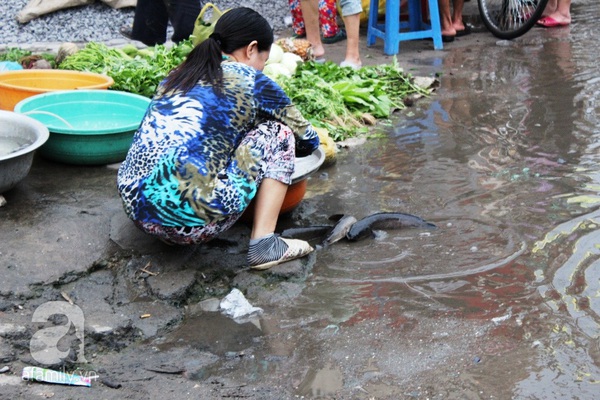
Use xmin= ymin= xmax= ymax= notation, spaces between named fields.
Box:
xmin=301 ymin=0 xmax=325 ymax=59
xmin=251 ymin=178 xmax=287 ymax=239
xmin=451 ymin=0 xmax=466 ymax=32
xmin=167 ymin=0 xmax=202 ymax=43
xmin=290 ymin=0 xmax=307 ymax=37
xmin=340 ymin=13 xmax=361 ymax=66
xmin=320 ymin=0 xmax=337 ymax=37
xmin=322 ymin=0 xmax=347 ymax=43
xmin=131 ymin=0 xmax=169 ymax=45
xmin=542 ymin=0 xmax=558 ymax=17
xmin=338 ymin=0 xmax=362 ymax=68
xmin=538 ymin=0 xmax=571 ymax=25
xmin=248 ymin=178 xmax=313 ymax=269
xmin=553 ymin=0 xmax=572 ymax=22
xmin=438 ymin=0 xmax=456 ymax=36
xmin=238 ymin=121 xmax=313 ymax=268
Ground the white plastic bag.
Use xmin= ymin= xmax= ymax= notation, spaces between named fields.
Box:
xmin=219 ymin=288 xmax=263 ymax=319
xmin=16 ymin=0 xmax=136 ymax=24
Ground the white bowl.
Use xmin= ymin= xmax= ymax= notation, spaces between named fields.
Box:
xmin=291 ymin=147 xmax=325 ymax=184
xmin=0 ymin=110 xmax=49 ymax=193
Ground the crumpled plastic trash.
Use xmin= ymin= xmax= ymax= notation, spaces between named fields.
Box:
xmin=0 ymin=62 xmax=23 ymax=72
xmin=219 ymin=288 xmax=263 ymax=319
xmin=16 ymin=0 xmax=136 ymax=24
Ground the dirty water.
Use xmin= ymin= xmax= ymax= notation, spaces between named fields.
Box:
xmin=152 ymin=4 xmax=600 ymax=398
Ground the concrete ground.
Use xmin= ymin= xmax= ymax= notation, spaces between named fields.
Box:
xmin=0 ymin=3 xmax=504 ymax=398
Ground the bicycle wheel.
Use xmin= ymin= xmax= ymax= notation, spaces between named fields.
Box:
xmin=477 ymin=0 xmax=549 ymax=40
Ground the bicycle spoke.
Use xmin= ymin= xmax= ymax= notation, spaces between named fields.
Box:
xmin=478 ymin=0 xmax=548 ymax=39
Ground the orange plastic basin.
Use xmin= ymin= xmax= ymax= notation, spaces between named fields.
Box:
xmin=241 ymin=179 xmax=307 ymax=223
xmin=0 ymin=70 xmax=114 ymax=111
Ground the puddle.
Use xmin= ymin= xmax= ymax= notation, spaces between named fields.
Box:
xmin=157 ymin=312 xmax=263 ymax=356
xmin=296 ymin=363 xmax=343 ymax=397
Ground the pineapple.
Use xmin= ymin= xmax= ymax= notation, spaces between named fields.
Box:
xmin=275 ymin=38 xmax=314 ymax=61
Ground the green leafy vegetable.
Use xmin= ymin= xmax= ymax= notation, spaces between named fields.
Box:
xmin=274 ymin=58 xmax=431 ymax=141
xmin=58 ymin=40 xmax=194 ymax=98
xmin=0 ymin=48 xmax=32 ymax=62
xmin=0 ymin=48 xmax=56 ymax=67
xmin=55 ymin=40 xmax=430 ymax=141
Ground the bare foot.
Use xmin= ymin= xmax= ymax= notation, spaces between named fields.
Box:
xmin=452 ymin=20 xmax=465 ymax=32
xmin=441 ymin=27 xmax=456 ymax=36
xmin=542 ymin=12 xmax=571 ymax=25
xmin=312 ymin=44 xmax=325 ymax=60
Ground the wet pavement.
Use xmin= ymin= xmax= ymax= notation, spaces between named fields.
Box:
xmin=1 ymin=1 xmax=600 ymax=398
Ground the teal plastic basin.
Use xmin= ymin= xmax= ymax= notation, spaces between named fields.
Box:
xmin=14 ymin=90 xmax=150 ymax=165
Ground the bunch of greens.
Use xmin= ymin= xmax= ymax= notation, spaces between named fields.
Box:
xmin=0 ymin=48 xmax=32 ymax=62
xmin=276 ymin=59 xmax=430 ymax=141
xmin=58 ymin=40 xmax=194 ymax=98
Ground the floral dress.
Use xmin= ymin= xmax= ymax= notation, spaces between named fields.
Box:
xmin=288 ymin=0 xmax=340 ymax=38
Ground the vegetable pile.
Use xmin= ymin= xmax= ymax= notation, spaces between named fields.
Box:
xmin=263 ymin=43 xmax=304 ymax=78
xmin=1 ymin=39 xmax=432 ymax=141
xmin=272 ymin=59 xmax=429 ymax=141
xmin=58 ymin=41 xmax=194 ymax=98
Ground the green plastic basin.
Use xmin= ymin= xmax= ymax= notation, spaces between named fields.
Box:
xmin=14 ymin=90 xmax=150 ymax=165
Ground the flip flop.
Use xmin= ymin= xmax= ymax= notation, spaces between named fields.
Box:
xmin=426 ymin=35 xmax=454 ymax=43
xmin=455 ymin=24 xmax=472 ymax=37
xmin=340 ymin=60 xmax=361 ymax=69
xmin=536 ymin=17 xmax=570 ymax=28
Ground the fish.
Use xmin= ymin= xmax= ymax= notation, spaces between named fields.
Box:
xmin=322 ymin=214 xmax=358 ymax=247
xmin=345 ymin=212 xmax=437 ymax=242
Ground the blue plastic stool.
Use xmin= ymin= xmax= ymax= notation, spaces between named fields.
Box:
xmin=367 ymin=0 xmax=443 ymax=55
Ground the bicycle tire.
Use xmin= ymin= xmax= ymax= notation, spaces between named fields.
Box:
xmin=477 ymin=0 xmax=549 ymax=40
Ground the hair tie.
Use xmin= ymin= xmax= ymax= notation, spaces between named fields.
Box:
xmin=209 ymin=32 xmax=222 ymax=46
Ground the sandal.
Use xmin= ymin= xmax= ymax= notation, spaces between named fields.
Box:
xmin=322 ymin=29 xmax=347 ymax=44
xmin=455 ymin=24 xmax=472 ymax=37
xmin=250 ymin=237 xmax=314 ymax=270
xmin=340 ymin=60 xmax=361 ymax=70
xmin=119 ymin=25 xmax=134 ymax=40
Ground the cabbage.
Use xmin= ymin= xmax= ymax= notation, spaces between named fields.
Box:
xmin=266 ymin=44 xmax=284 ymax=65
xmin=263 ymin=63 xmax=292 ymax=79
xmin=280 ymin=52 xmax=303 ymax=75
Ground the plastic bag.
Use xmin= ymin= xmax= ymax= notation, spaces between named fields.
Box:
xmin=190 ymin=3 xmax=224 ymax=47
xmin=0 ymin=62 xmax=23 ymax=72
xmin=219 ymin=289 xmax=263 ymax=320
xmin=100 ymin=0 xmax=136 ymax=9
xmin=16 ymin=0 xmax=94 ymax=24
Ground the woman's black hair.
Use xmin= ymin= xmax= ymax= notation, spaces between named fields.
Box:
xmin=161 ymin=7 xmax=274 ymax=94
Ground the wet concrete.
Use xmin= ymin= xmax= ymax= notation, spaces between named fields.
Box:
xmin=1 ymin=0 xmax=600 ymax=398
